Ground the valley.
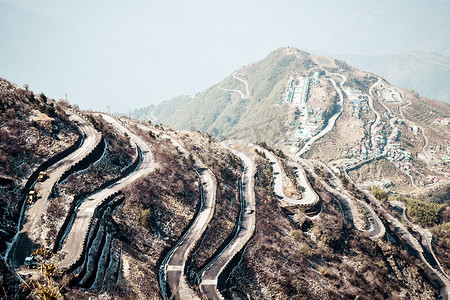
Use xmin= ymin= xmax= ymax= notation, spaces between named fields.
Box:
xmin=1 ymin=47 xmax=450 ymax=299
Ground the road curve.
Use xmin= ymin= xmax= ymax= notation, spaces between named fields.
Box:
xmin=368 ymin=78 xmax=382 ymax=150
xmin=7 ymin=109 xmax=101 ymax=266
xmin=367 ymin=194 xmax=450 ymax=299
xmin=255 ymin=146 xmax=319 ymax=206
xmin=341 ymin=172 xmax=450 ymax=299
xmin=291 ymin=162 xmax=320 ymax=206
xmin=390 ymin=201 xmax=450 ymax=280
xmin=217 ymin=72 xmax=250 ymax=99
xmin=56 ymin=113 xmax=157 ymax=270
xmin=232 ymin=73 xmax=250 ymax=98
xmin=123 ymin=120 xmax=208 ymax=299
xmin=163 ymin=168 xmax=215 ymax=300
xmin=199 ymin=140 xmax=256 ymax=300
xmin=317 ymin=160 xmax=385 ymax=239
xmin=137 ymin=129 xmax=216 ymax=300
xmin=298 ymin=158 xmax=385 ymax=239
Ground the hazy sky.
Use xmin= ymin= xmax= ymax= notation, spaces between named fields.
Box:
xmin=1 ymin=0 xmax=449 ymax=112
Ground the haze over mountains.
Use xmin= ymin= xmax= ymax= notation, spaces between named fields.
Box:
xmin=1 ymin=0 xmax=450 ymax=112
xmin=338 ymin=51 xmax=450 ymax=104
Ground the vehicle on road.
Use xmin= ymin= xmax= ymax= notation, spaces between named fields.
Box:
xmin=246 ymin=206 xmax=253 ymax=214
xmin=37 ymin=171 xmax=48 ymax=182
xmin=24 ymin=256 xmax=37 ymax=268
xmin=28 ymin=190 xmax=37 ymax=203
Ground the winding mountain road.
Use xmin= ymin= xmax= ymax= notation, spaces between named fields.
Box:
xmin=256 ymin=146 xmax=319 ymax=207
xmin=300 ymin=159 xmax=385 ymax=239
xmin=368 ymin=78 xmax=382 ymax=150
xmin=199 ymin=140 xmax=256 ymax=300
xmin=7 ymin=110 xmax=101 ymax=266
xmin=390 ymin=201 xmax=449 ymax=280
xmin=162 ymin=166 xmax=215 ymax=300
xmin=217 ymin=72 xmax=250 ymax=99
xmin=318 ymin=160 xmax=384 ymax=238
xmin=56 ymin=113 xmax=157 ymax=270
xmin=132 ymin=126 xmax=218 ymax=300
xmin=365 ymin=193 xmax=450 ymax=299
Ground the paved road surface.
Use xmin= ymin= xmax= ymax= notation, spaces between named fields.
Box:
xmin=346 ymin=175 xmax=450 ymax=299
xmin=217 ymin=72 xmax=250 ymax=99
xmin=7 ymin=110 xmax=100 ymax=266
xmin=390 ymin=201 xmax=449 ymax=279
xmin=313 ymin=160 xmax=385 ymax=239
xmin=291 ymin=162 xmax=319 ymax=206
xmin=368 ymin=78 xmax=382 ymax=150
xmin=199 ymin=141 xmax=256 ymax=300
xmin=130 ymin=124 xmax=219 ymax=300
xmin=125 ymin=120 xmax=206 ymax=299
xmin=255 ymin=145 xmax=318 ymax=206
xmin=56 ymin=113 xmax=157 ymax=270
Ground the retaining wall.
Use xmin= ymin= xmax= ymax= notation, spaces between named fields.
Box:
xmin=53 ymin=146 xmax=141 ymax=253
xmin=70 ymin=195 xmax=125 ymax=288
xmin=64 ymin=191 xmax=122 ymax=274
xmin=57 ymin=137 xmax=105 ymax=184
xmin=17 ymin=126 xmax=83 ymax=230
xmin=22 ymin=130 xmax=82 ymax=198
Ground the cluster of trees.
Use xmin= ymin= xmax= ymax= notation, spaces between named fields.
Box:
xmin=370 ymin=183 xmax=447 ymax=228
xmin=369 ymin=186 xmax=389 ymax=202
xmin=400 ymin=197 xmax=446 ymax=227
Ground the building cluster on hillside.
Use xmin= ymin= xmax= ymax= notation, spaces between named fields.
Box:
xmin=282 ymin=73 xmax=331 ymax=148
xmin=377 ymin=85 xmax=402 ymax=103
xmin=313 ymin=71 xmax=325 ymax=83
xmin=344 ymin=87 xmax=368 ymax=118
xmin=435 ymin=118 xmax=449 ymax=125
xmin=284 ymin=111 xmax=325 ymax=146
xmin=372 ymin=121 xmax=399 ymax=155
xmin=282 ymin=75 xmax=311 ymax=105
xmin=347 ymin=144 xmax=369 ymax=157
xmin=359 ymin=178 xmax=393 ymax=191
xmin=419 ymin=175 xmax=442 ymax=187
xmin=386 ymin=144 xmax=414 ymax=169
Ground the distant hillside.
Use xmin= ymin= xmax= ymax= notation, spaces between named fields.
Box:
xmin=338 ymin=52 xmax=450 ymax=104
xmin=135 ymin=49 xmax=331 ymax=142
xmin=134 ymin=48 xmax=373 ymax=143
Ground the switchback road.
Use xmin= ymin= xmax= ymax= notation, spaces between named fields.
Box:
xmin=217 ymin=72 xmax=250 ymax=99
xmin=130 ymin=123 xmax=219 ymax=300
xmin=199 ymin=141 xmax=256 ymax=300
xmin=390 ymin=201 xmax=449 ymax=280
xmin=56 ymin=114 xmax=157 ymax=270
xmin=256 ymin=145 xmax=319 ymax=206
xmin=368 ymin=78 xmax=382 ymax=150
xmin=7 ymin=110 xmax=100 ymax=266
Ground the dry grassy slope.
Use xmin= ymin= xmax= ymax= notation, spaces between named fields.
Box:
xmin=224 ymin=156 xmax=437 ymax=300
xmin=151 ymin=95 xmax=192 ymax=121
xmin=62 ymin=124 xmax=202 ymax=299
xmin=349 ymin=159 xmax=413 ymax=191
xmin=179 ymin=131 xmax=242 ymax=282
xmin=402 ymin=93 xmax=450 ymax=146
xmin=0 ymin=78 xmax=79 ymax=297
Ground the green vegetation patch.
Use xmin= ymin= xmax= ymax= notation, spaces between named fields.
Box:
xmin=396 ymin=196 xmax=446 ymax=227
